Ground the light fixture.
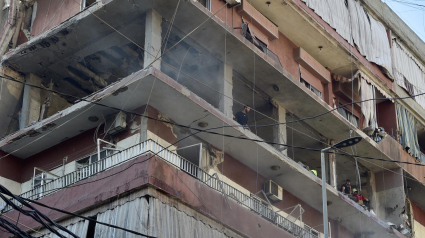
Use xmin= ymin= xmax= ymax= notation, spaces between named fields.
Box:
xmin=198 ymin=122 xmax=209 ymax=128
xmin=332 ymin=137 xmax=362 ymax=149
xmin=271 ymin=165 xmax=280 ymax=171
xmin=320 ymin=136 xmax=362 ymax=238
xmin=266 ymin=1 xmax=271 ymax=7
xmin=88 ymin=116 xmax=99 ymax=122
xmin=273 ymin=84 xmax=280 ymax=92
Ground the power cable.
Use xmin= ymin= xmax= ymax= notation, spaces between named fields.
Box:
xmin=11 ymin=0 xmax=376 ymax=153
xmin=23 ymin=119 xmax=425 ymax=202
xmin=67 ymin=0 xmax=274 ymax=125
xmin=0 ymin=185 xmax=156 ymax=238
xmin=2 ymin=73 xmax=425 ymax=137
xmin=3 ymin=74 xmax=425 ymax=167
xmin=0 ymin=215 xmax=35 ymax=238
xmin=1 ymin=213 xmax=54 ymax=238
xmin=0 ymin=186 xmax=77 ymax=238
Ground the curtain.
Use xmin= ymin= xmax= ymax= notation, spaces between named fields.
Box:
xmin=35 ymin=219 xmax=89 ymax=238
xmin=300 ymin=0 xmax=392 ymax=76
xmin=94 ymin=197 xmax=150 ymax=238
xmin=397 ymin=104 xmax=420 ymax=158
xmin=360 ymin=78 xmax=377 ymax=129
xmin=393 ymin=40 xmax=425 ymax=110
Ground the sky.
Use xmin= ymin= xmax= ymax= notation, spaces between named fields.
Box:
xmin=382 ymin=0 xmax=425 ymax=42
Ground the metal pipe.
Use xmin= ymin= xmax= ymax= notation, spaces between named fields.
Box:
xmin=321 ymin=146 xmax=332 ymax=238
xmin=97 ymin=139 xmax=101 ymax=172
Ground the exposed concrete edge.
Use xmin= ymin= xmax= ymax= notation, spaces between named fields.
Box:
xmin=0 ymin=62 xmax=417 ymax=196
xmin=0 ymin=64 xmax=415 ymax=235
xmin=360 ymin=0 xmax=425 ymax=66
xmin=0 ymin=1 xmax=104 ymax=63
xmin=0 ymin=68 xmax=153 ymax=147
xmin=24 ymin=175 xmax=243 ymax=238
xmin=147 ymin=68 xmax=402 ymax=235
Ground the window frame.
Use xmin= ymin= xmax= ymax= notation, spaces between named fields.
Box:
xmin=300 ymin=78 xmax=322 ymax=98
xmin=81 ymin=0 xmax=97 ymax=10
xmin=76 ymin=150 xmax=109 ymax=169
xmin=337 ymin=103 xmax=359 ymax=127
xmin=32 ymin=173 xmax=45 ymax=199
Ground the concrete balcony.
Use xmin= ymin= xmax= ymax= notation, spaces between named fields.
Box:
xmin=1 ymin=137 xmax=306 ymax=237
xmin=0 ymin=67 xmax=405 ymax=237
xmin=0 ymin=0 xmax=418 ymax=234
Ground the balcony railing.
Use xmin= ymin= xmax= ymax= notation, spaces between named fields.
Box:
xmin=0 ymin=139 xmax=305 ymax=237
xmin=241 ymin=25 xmax=282 ymax=67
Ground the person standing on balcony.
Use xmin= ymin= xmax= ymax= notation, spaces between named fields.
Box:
xmin=233 ymin=106 xmax=251 ymax=130
xmin=341 ymin=179 xmax=352 ymax=194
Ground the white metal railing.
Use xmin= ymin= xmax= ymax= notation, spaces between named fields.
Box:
xmin=1 ymin=139 xmax=305 ymax=237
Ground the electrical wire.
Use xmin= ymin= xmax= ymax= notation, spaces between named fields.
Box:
xmin=0 ymin=186 xmax=77 ymax=238
xmin=0 ymin=215 xmax=35 ymax=238
xmin=25 ymin=118 xmax=425 ymax=203
xmin=2 ymin=0 xmax=424 ymax=204
xmin=3 ymin=74 xmax=425 ymax=168
xmin=11 ymin=0 xmax=391 ymax=153
xmin=7 ymin=67 xmax=417 ymax=133
xmin=1 ymin=213 xmax=54 ymax=238
xmin=0 ymin=185 xmax=156 ymax=238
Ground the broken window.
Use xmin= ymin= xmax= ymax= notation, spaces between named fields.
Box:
xmin=77 ymin=150 xmax=108 ymax=169
xmin=300 ymin=78 xmax=322 ymax=98
xmin=338 ymin=103 xmax=359 ymax=127
xmin=82 ymin=0 xmax=96 ymax=10
xmin=198 ymin=0 xmax=211 ymax=11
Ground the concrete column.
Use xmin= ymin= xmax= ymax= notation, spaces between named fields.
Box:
xmin=272 ymin=102 xmax=287 ymax=156
xmin=0 ymin=66 xmax=25 ymax=137
xmin=219 ymin=64 xmax=233 ymax=118
xmin=20 ymin=74 xmax=42 ymax=129
xmin=366 ymin=171 xmax=378 ymax=214
xmin=140 ymin=112 xmax=148 ymax=142
xmin=375 ymin=168 xmax=405 ymax=225
xmin=144 ymin=9 xmax=162 ymax=70
xmin=328 ymin=139 xmax=337 ymax=188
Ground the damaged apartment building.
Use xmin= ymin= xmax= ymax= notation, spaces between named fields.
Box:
xmin=1 ymin=0 xmax=425 ymax=237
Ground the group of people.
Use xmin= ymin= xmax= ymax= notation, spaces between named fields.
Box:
xmin=234 ymin=108 xmax=372 ymax=212
xmin=341 ymin=179 xmax=371 ymax=211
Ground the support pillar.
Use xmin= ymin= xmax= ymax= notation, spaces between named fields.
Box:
xmin=219 ymin=64 xmax=233 ymax=118
xmin=20 ymin=74 xmax=42 ymax=129
xmin=0 ymin=66 xmax=25 ymax=137
xmin=328 ymin=139 xmax=337 ymax=188
xmin=272 ymin=102 xmax=287 ymax=156
xmin=144 ymin=9 xmax=162 ymax=70
xmin=140 ymin=111 xmax=148 ymax=142
xmin=375 ymin=168 xmax=405 ymax=225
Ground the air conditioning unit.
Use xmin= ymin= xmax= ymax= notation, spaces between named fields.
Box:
xmin=225 ymin=0 xmax=241 ymax=6
xmin=105 ymin=112 xmax=127 ymax=136
xmin=264 ymin=180 xmax=283 ymax=202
